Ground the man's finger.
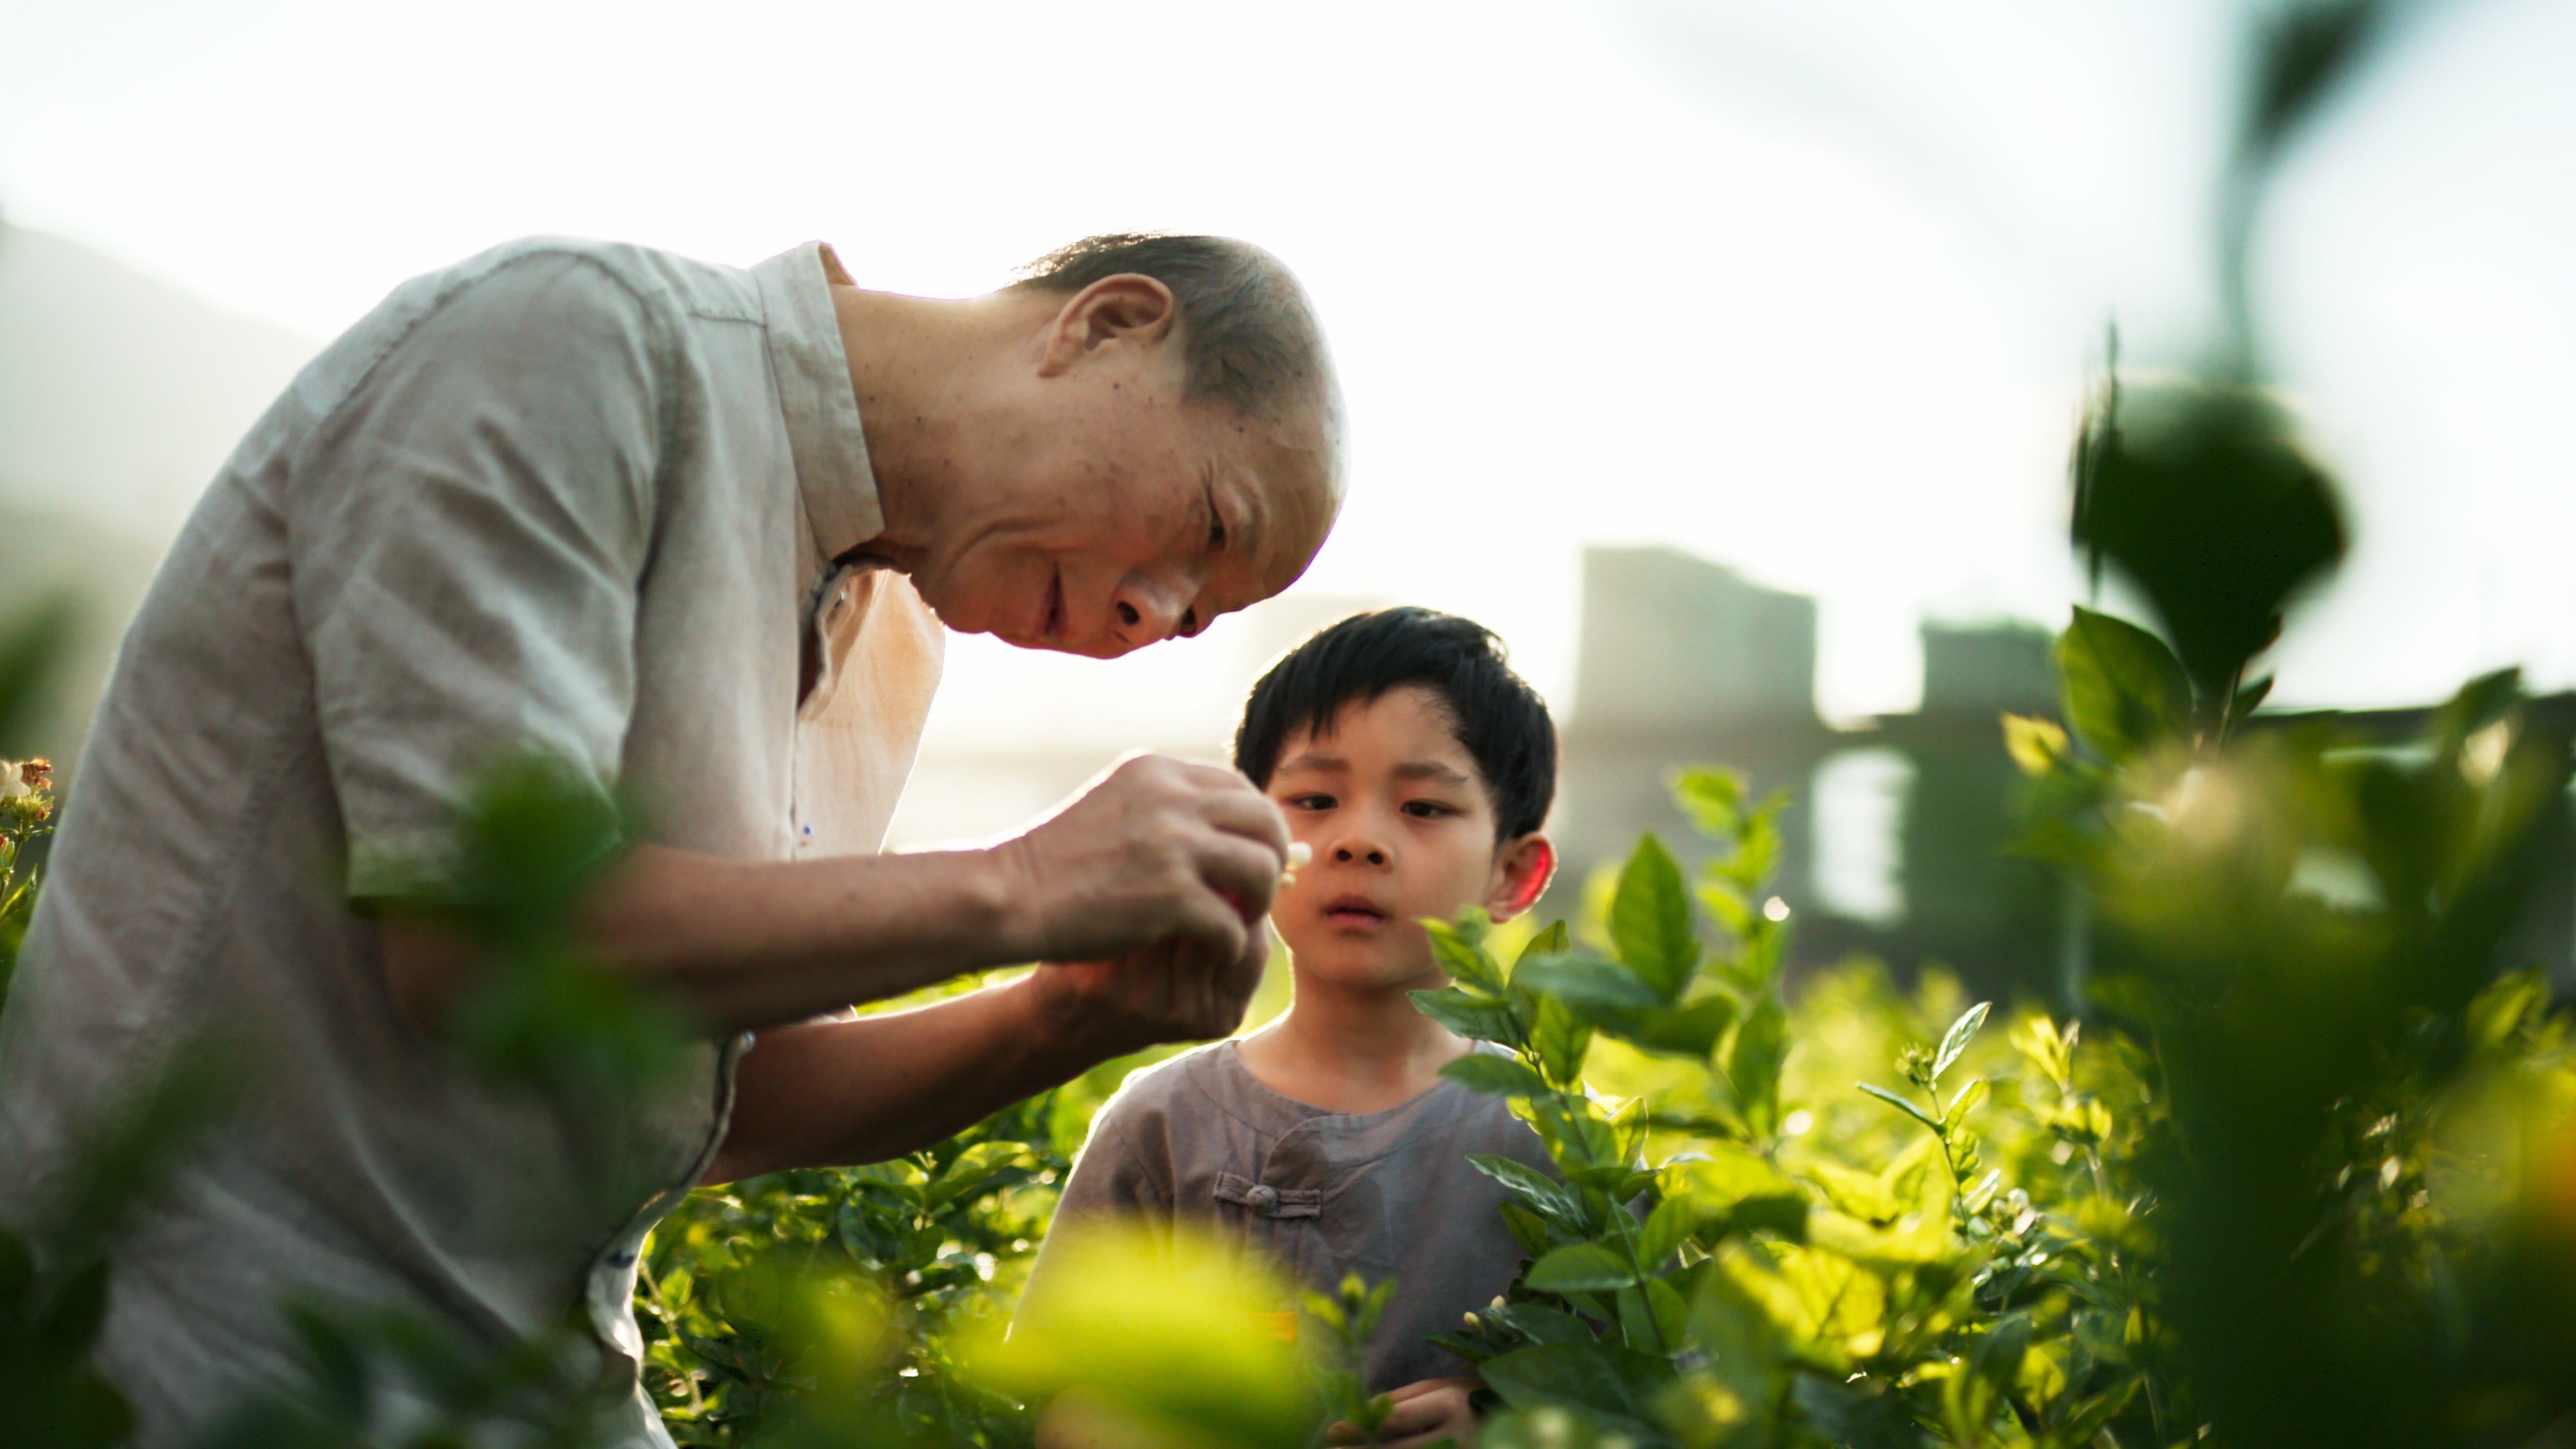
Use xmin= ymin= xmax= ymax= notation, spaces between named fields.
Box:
xmin=1168 ymin=892 xmax=1250 ymax=969
xmin=1198 ymin=788 xmax=1289 ymax=855
xmin=1197 ymin=834 xmax=1286 ymax=922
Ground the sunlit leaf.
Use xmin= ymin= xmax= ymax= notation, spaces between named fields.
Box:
xmin=1440 ymin=1053 xmax=1550 ymax=1099
xmin=1637 ymin=1195 xmax=1695 ymax=1267
xmin=1933 ymin=1002 xmax=1992 ymax=1083
xmin=2003 ymin=713 xmax=2070 ymax=777
xmin=1409 ymin=987 xmax=1518 ymax=1046
xmin=1727 ymin=995 xmax=1788 ymax=1136
xmin=1526 ymin=1242 xmax=1639 ymax=1293
xmin=1425 ymin=917 xmax=1504 ymax=994
xmin=2057 ymin=608 xmax=2190 ymax=762
xmin=1610 ymin=835 xmax=1697 ymax=1000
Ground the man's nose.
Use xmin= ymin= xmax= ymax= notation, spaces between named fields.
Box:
xmin=1108 ymin=574 xmax=1194 ymax=653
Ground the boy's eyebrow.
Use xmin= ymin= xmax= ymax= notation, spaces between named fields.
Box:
xmin=1393 ymin=759 xmax=1476 ymax=786
xmin=1274 ymin=750 xmax=1349 ymax=774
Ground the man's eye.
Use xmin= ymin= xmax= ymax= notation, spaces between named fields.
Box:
xmin=1204 ymin=486 xmax=1227 ymax=550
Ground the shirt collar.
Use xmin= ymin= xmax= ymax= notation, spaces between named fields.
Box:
xmin=752 ymin=241 xmax=883 ymax=564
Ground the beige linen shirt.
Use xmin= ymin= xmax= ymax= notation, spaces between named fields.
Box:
xmin=0 ymin=237 xmax=941 ymax=1445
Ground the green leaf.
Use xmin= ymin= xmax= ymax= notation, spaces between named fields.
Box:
xmin=1440 ymin=1053 xmax=1551 ymax=1099
xmin=1636 ymin=1195 xmax=1695 ymax=1267
xmin=2069 ymin=384 xmax=2347 ymax=702
xmin=924 ymin=1140 xmax=1030 ymax=1209
xmin=1726 ymin=994 xmax=1788 ymax=1136
xmin=1619 ymin=996 xmax=1738 ymax=1059
xmin=1511 ymin=919 xmax=1570 ymax=978
xmin=1672 ymin=768 xmax=1746 ymax=840
xmin=2057 ymin=607 xmax=2191 ymax=762
xmin=1792 ymin=1372 xmax=1924 ymax=1449
xmin=1609 ymin=835 xmax=1697 ymax=1000
xmin=1970 ymin=1312 xmax=2033 ymax=1387
xmin=1943 ymin=1079 xmax=1990 ymax=1131
xmin=34 ymin=1258 xmax=112 ymax=1361
xmin=1527 ymin=996 xmax=1592 ymax=1089
xmin=1487 ymin=1301 xmax=1595 ymax=1346
xmin=1498 ymin=1201 xmax=1554 ymax=1257
xmin=1933 ymin=1002 xmax=1992 ymax=1083
xmin=1860 ymin=1081 xmax=1940 ymax=1131
xmin=2226 ymin=673 xmax=2275 ymax=733
xmin=1425 ymin=917 xmax=1505 ymax=994
xmin=1469 ymin=1155 xmax=1589 ymax=1234
xmin=1511 ymin=955 xmax=1666 ymax=1013
xmin=1526 ymin=1242 xmax=1639 ymax=1293
xmin=0 ymin=1229 xmax=32 ymax=1313
xmin=1410 ymin=987 xmax=1519 ymax=1046
xmin=1479 ymin=1341 xmax=1668 ymax=1428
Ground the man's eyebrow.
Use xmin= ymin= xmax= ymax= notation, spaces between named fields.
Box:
xmin=1393 ymin=759 xmax=1475 ymax=786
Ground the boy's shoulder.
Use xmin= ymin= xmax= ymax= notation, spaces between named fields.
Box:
xmin=1082 ymin=1041 xmax=1249 ymax=1141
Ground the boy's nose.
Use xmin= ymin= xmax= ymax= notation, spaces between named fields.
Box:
xmin=1332 ymin=841 xmax=1390 ymax=867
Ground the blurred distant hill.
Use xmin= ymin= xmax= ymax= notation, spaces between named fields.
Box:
xmin=0 ymin=220 xmax=319 ymax=765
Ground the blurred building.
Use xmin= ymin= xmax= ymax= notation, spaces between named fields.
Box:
xmin=1554 ymin=544 xmax=2576 ymax=1003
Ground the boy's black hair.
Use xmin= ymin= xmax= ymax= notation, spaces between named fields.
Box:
xmin=1232 ymin=608 xmax=1558 ymax=842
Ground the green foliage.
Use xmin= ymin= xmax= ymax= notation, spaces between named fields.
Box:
xmin=1308 ymin=1273 xmax=1402 ymax=1445
xmin=637 ymin=1076 xmax=1067 ymax=1447
xmin=2068 ymin=382 xmax=2345 ymax=716
xmin=1413 ymin=782 xmax=2170 ymax=1449
xmin=427 ymin=752 xmax=692 ymax=1111
xmin=974 ymin=1218 xmax=1320 ymax=1449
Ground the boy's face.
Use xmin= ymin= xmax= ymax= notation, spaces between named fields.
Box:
xmin=1263 ymin=684 xmax=1554 ymax=993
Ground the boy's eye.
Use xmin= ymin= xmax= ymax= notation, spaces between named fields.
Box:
xmin=1285 ymin=793 xmax=1336 ymax=812
xmin=1401 ymin=800 xmax=1456 ymax=819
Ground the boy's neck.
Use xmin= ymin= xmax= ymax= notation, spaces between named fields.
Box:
xmin=1237 ymin=962 xmax=1470 ymax=1115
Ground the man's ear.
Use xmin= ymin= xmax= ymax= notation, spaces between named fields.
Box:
xmin=1487 ymin=835 xmax=1557 ymax=922
xmin=1037 ymin=274 xmax=1177 ymax=376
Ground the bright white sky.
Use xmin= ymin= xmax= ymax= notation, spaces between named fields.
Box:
xmin=3 ymin=0 xmax=2571 ymax=740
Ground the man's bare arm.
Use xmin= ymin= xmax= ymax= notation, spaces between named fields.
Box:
xmin=707 ymin=921 xmax=1266 ymax=1180
xmin=382 ymin=754 xmax=1287 ymax=1038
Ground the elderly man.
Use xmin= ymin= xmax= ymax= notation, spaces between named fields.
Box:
xmin=0 ymin=232 xmax=1341 ymax=1444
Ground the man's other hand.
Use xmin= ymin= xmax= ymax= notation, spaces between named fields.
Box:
xmin=995 ymin=752 xmax=1287 ymax=977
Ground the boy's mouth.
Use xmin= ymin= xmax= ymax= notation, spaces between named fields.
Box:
xmin=1322 ymin=894 xmax=1389 ymax=928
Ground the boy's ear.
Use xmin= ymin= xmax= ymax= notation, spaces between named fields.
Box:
xmin=1487 ymin=835 xmax=1557 ymax=922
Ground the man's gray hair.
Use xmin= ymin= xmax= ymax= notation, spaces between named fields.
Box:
xmin=1011 ymin=233 xmax=1338 ymax=426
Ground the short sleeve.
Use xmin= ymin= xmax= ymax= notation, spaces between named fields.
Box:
xmin=287 ymin=252 xmax=665 ymax=897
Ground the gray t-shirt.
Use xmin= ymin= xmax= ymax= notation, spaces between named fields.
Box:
xmin=1024 ymin=1040 xmax=1554 ymax=1394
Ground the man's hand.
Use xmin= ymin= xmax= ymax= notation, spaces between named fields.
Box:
xmin=995 ymin=753 xmax=1289 ymax=974
xmin=1329 ymin=1377 xmax=1482 ymax=1449
xmin=1031 ymin=916 xmax=1272 ymax=1059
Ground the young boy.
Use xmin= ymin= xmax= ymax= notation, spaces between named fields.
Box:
xmin=1024 ymin=608 xmax=1559 ymax=1449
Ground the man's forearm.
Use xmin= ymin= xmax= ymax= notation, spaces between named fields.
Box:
xmin=584 ymin=844 xmax=1036 ymax=1032
xmin=382 ymin=843 xmax=1032 ymax=1038
xmin=708 ymin=973 xmax=1122 ymax=1181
